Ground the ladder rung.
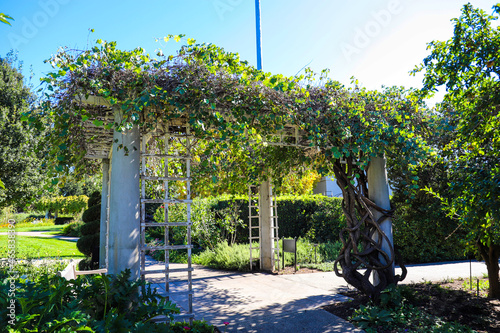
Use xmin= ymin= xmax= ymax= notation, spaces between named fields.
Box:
xmin=141 ymin=153 xmax=191 ymax=159
xmin=141 ymin=199 xmax=193 ymax=204
xmin=141 ymin=176 xmax=191 ymax=182
xmin=142 ymin=222 xmax=190 ymax=227
xmin=144 ymin=245 xmax=193 ymax=251
xmin=142 ymin=267 xmax=194 ymax=274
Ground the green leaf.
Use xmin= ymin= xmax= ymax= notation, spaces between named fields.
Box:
xmin=0 ymin=13 xmax=14 ymax=26
xmin=93 ymin=120 xmax=104 ymax=127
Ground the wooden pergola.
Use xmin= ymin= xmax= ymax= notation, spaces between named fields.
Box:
xmin=78 ymin=93 xmax=397 ymax=321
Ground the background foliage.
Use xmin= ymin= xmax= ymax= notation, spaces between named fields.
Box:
xmin=0 ymin=52 xmax=48 ymax=210
xmin=412 ymin=3 xmax=500 ymax=298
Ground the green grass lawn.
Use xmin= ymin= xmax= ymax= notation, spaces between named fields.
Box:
xmin=0 ymin=235 xmax=84 ymax=259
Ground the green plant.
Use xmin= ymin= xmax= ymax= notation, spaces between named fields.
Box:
xmin=350 ymin=304 xmax=393 ymax=330
xmin=349 ymin=285 xmax=476 ymax=332
xmin=0 ymin=206 xmax=14 ymax=225
xmin=77 ymin=191 xmax=101 ymax=270
xmin=194 ymin=241 xmax=259 ymax=271
xmin=379 ymin=284 xmax=403 ymax=309
xmin=34 ymin=195 xmax=89 ymax=217
xmin=169 ymin=321 xmax=215 ymax=332
xmin=62 ymin=220 xmax=84 ymax=237
xmin=462 ymin=277 xmax=489 ymax=294
xmin=0 ymin=268 xmax=190 ymax=332
xmin=0 ymin=258 xmax=68 ymax=281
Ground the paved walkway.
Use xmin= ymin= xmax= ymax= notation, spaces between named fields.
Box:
xmin=146 ymin=257 xmax=489 ymax=332
xmin=0 ymin=231 xmax=78 ymax=242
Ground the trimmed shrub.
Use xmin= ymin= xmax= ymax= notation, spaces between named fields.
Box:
xmin=77 ymin=191 xmax=101 ymax=270
xmin=54 ymin=216 xmax=73 ymax=225
xmin=82 ymin=203 xmax=101 ymax=223
xmin=61 ymin=220 xmax=84 ymax=237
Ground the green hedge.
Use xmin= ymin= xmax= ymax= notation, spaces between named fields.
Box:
xmin=146 ymin=193 xmax=466 ymax=265
xmin=211 ymin=195 xmax=346 ymax=244
xmin=35 ymin=195 xmax=89 ymax=215
xmin=148 ymin=195 xmax=345 ymax=248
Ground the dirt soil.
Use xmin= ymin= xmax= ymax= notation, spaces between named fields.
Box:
xmin=275 ymin=266 xmax=323 ymax=275
xmin=322 ymin=277 xmax=500 ymax=332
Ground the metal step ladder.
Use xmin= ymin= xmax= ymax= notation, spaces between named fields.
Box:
xmin=248 ymin=183 xmax=280 ymax=271
xmin=139 ymin=124 xmax=194 ymax=323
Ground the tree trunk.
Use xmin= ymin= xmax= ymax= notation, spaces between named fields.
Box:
xmin=332 ymin=157 xmax=406 ymax=300
xmin=477 ymin=241 xmax=500 ymax=299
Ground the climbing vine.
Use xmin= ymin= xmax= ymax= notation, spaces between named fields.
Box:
xmin=26 ymin=35 xmax=433 ymax=298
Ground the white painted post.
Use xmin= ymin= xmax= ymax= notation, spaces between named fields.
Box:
xmin=99 ymin=158 xmax=110 ymax=268
xmin=259 ymin=180 xmax=273 ymax=271
xmin=367 ymin=155 xmax=394 ymax=284
xmin=108 ymin=108 xmax=141 ymax=279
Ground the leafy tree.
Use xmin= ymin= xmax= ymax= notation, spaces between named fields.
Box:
xmin=0 ymin=53 xmax=48 ymax=210
xmin=413 ymin=3 xmax=500 ymax=298
xmin=58 ymin=173 xmax=102 ymax=197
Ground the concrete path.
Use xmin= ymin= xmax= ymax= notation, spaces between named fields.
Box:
xmin=146 ymin=257 xmax=489 ymax=332
xmin=0 ymin=231 xmax=78 ymax=242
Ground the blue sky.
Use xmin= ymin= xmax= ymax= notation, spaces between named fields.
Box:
xmin=0 ymin=0 xmax=498 ymax=97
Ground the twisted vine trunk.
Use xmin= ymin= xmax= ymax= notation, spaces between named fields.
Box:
xmin=477 ymin=241 xmax=500 ymax=299
xmin=333 ymin=157 xmax=406 ymax=299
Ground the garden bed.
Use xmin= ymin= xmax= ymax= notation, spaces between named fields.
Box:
xmin=323 ymin=277 xmax=500 ymax=332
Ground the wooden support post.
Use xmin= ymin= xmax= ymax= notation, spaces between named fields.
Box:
xmin=108 ymin=108 xmax=140 ymax=279
xmin=259 ymin=180 xmax=273 ymax=271
xmin=367 ymin=155 xmax=394 ymax=285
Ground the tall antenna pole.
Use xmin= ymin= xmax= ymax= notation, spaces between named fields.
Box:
xmin=255 ymin=0 xmax=262 ymax=70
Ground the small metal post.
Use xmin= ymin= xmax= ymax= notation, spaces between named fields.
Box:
xmin=294 ymin=237 xmax=297 ymax=273
xmin=470 ymin=258 xmax=472 ymax=290
xmin=282 ymin=236 xmax=284 ymax=271
xmin=477 ymin=279 xmax=480 ymax=297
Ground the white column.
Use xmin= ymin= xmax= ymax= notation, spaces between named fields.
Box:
xmin=259 ymin=180 xmax=273 ymax=271
xmin=367 ymin=155 xmax=394 ymax=283
xmin=99 ymin=158 xmax=110 ymax=269
xmin=108 ymin=109 xmax=141 ymax=278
